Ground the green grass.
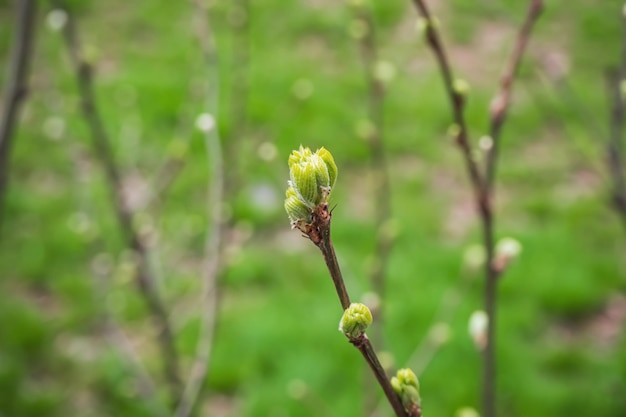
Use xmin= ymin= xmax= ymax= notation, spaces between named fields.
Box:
xmin=1 ymin=0 xmax=625 ymax=416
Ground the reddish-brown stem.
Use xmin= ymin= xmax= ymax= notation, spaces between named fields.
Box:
xmin=312 ymin=205 xmax=351 ymax=310
xmin=300 ymin=205 xmax=409 ymax=417
xmin=352 ymin=335 xmax=410 ymax=417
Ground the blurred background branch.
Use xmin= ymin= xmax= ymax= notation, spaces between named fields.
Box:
xmin=174 ymin=1 xmax=224 ymax=416
xmin=605 ymin=11 xmax=626 ymax=231
xmin=410 ymin=2 xmax=543 ymax=417
xmin=51 ymin=0 xmax=182 ymax=404
xmin=0 ymin=0 xmax=37 ymax=234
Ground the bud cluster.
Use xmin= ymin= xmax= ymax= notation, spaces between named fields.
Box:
xmin=391 ymin=368 xmax=421 ymax=411
xmin=284 ymin=146 xmax=338 ymax=228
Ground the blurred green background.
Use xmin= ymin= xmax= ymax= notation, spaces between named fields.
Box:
xmin=1 ymin=0 xmax=625 ymax=416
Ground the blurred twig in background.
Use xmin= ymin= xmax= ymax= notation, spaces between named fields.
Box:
xmin=409 ymin=1 xmax=543 ymax=417
xmin=225 ymin=0 xmax=251 ymax=200
xmin=605 ymin=10 xmax=626 ymax=231
xmin=347 ymin=1 xmax=395 ymax=414
xmin=348 ymin=0 xmax=394 ymax=338
xmin=51 ymin=0 xmax=183 ymax=404
xmin=174 ymin=1 xmax=224 ymax=416
xmin=0 ymin=0 xmax=38 ymax=234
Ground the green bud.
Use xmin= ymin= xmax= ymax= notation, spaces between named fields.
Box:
xmin=339 ymin=302 xmax=373 ymax=339
xmin=317 ymin=147 xmax=338 ymax=189
xmin=391 ymin=368 xmax=421 ymax=410
xmin=284 ymin=187 xmax=312 ymax=226
xmin=453 ymin=78 xmax=470 ymax=96
xmin=287 ymin=146 xmax=338 ymax=208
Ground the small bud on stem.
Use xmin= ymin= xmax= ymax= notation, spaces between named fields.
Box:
xmin=391 ymin=368 xmax=422 ymax=415
xmin=339 ymin=302 xmax=373 ymax=339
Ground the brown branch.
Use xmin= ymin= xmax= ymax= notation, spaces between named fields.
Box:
xmin=349 ymin=4 xmax=395 ymax=413
xmin=351 ymin=335 xmax=409 ymax=417
xmin=409 ymin=2 xmax=543 ymax=417
xmin=0 ymin=0 xmax=38 ymax=234
xmin=410 ymin=0 xmax=486 ymax=212
xmin=311 ymin=204 xmax=352 ymax=310
xmin=51 ymin=0 xmax=182 ymax=403
xmin=482 ymin=5 xmax=542 ymax=417
xmin=485 ymin=0 xmax=544 ymax=190
xmin=604 ymin=10 xmax=626 ymax=231
xmin=301 ymin=204 xmax=408 ymax=417
xmin=174 ymin=2 xmax=223 ymax=416
xmin=606 ymin=69 xmax=626 ymax=230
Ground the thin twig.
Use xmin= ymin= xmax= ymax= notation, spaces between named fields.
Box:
xmin=409 ymin=2 xmax=543 ymax=417
xmin=51 ymin=0 xmax=182 ymax=403
xmin=302 ymin=204 xmax=408 ymax=417
xmin=315 ymin=208 xmax=352 ymax=310
xmin=349 ymin=7 xmax=394 ymax=413
xmin=410 ymin=0 xmax=486 ymax=210
xmin=482 ymin=5 xmax=543 ymax=417
xmin=0 ymin=0 xmax=38 ymax=234
xmin=352 ymin=335 xmax=411 ymax=417
xmin=69 ymin=138 xmax=167 ymax=415
xmin=604 ymin=9 xmax=626 ymax=231
xmin=174 ymin=2 xmax=223 ymax=417
xmin=606 ymin=69 xmax=626 ymax=230
xmin=485 ymin=0 xmax=544 ymax=189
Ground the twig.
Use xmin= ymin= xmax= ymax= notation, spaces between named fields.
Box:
xmin=51 ymin=0 xmax=182 ymax=403
xmin=482 ymin=5 xmax=543 ymax=417
xmin=604 ymin=9 xmax=626 ymax=231
xmin=0 ymin=0 xmax=38 ymax=234
xmin=314 ymin=207 xmax=352 ymax=310
xmin=606 ymin=69 xmax=626 ymax=230
xmin=174 ymin=2 xmax=223 ymax=417
xmin=348 ymin=5 xmax=395 ymax=413
xmin=409 ymin=2 xmax=543 ymax=417
xmin=302 ymin=203 xmax=408 ymax=417
xmin=68 ymin=137 xmax=167 ymax=415
xmin=410 ymin=0 xmax=486 ymax=210
xmin=485 ymin=0 xmax=544 ymax=189
xmin=352 ymin=335 xmax=410 ymax=417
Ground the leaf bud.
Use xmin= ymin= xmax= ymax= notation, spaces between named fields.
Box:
xmin=391 ymin=368 xmax=421 ymax=411
xmin=339 ymin=302 xmax=373 ymax=339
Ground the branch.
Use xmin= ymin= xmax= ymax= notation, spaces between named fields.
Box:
xmin=410 ymin=0 xmax=486 ymax=211
xmin=0 ymin=0 xmax=38 ymax=233
xmin=174 ymin=2 xmax=224 ymax=416
xmin=482 ymin=5 xmax=542 ymax=417
xmin=409 ymin=3 xmax=543 ymax=417
xmin=606 ymin=69 xmax=626 ymax=230
xmin=303 ymin=204 xmax=408 ymax=417
xmin=604 ymin=9 xmax=626 ymax=231
xmin=485 ymin=0 xmax=544 ymax=190
xmin=51 ymin=0 xmax=182 ymax=403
